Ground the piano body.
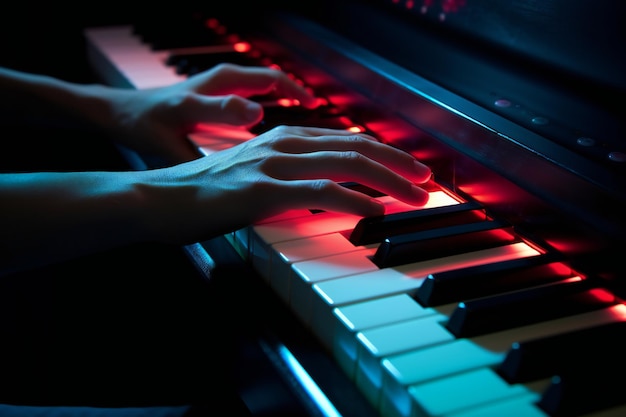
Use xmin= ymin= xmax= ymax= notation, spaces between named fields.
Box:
xmin=84 ymin=1 xmax=626 ymax=416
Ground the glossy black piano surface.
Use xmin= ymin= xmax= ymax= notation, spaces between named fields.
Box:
xmin=2 ymin=1 xmax=626 ymax=416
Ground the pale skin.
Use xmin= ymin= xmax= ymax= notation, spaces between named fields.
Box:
xmin=0 ymin=63 xmax=432 ymax=275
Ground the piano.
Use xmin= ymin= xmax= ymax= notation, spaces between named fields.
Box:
xmin=83 ymin=1 xmax=626 ymax=416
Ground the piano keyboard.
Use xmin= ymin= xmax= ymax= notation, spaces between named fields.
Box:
xmin=84 ymin=15 xmax=626 ymax=417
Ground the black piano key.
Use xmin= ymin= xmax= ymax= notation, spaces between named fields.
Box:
xmin=340 ymin=182 xmax=387 ymax=197
xmin=446 ymin=279 xmax=618 ymax=338
xmin=372 ymin=219 xmax=517 ymax=268
xmin=498 ymin=320 xmax=626 ymax=384
xmin=150 ymin=28 xmax=229 ymax=50
xmin=166 ymin=51 xmax=267 ymax=76
xmin=135 ymin=14 xmax=230 ymax=50
xmin=349 ymin=201 xmax=485 ymax=246
xmin=415 ymin=253 xmax=571 ymax=306
xmin=538 ymin=368 xmax=626 ymax=417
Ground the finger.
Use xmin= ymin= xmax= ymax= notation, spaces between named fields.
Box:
xmin=263 ymin=151 xmax=430 ymax=207
xmin=179 ymin=94 xmax=264 ymax=127
xmin=271 ymin=179 xmax=387 ymax=217
xmin=195 ymin=64 xmax=318 ymax=108
xmin=269 ymin=125 xmax=380 ymax=142
xmin=267 ymin=130 xmax=432 ymax=184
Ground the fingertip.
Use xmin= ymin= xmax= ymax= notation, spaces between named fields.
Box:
xmin=244 ymin=101 xmax=264 ymax=124
xmin=414 ymin=160 xmax=433 ymax=183
xmin=363 ymin=198 xmax=386 ymax=217
xmin=411 ymin=184 xmax=431 ymax=206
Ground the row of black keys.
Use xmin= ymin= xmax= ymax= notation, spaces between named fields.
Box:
xmin=132 ymin=18 xmax=626 ymax=416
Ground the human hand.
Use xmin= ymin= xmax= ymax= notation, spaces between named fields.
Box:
xmin=102 ymin=63 xmax=318 ymax=164
xmin=138 ymin=125 xmax=432 ymax=244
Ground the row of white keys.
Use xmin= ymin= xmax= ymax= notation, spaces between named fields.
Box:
xmin=84 ymin=25 xmax=185 ymax=89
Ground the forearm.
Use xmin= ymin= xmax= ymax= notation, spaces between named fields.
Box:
xmin=0 ymin=66 xmax=113 ymax=129
xmin=0 ymin=171 xmax=149 ymax=275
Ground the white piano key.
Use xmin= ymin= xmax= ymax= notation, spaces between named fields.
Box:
xmin=355 ymin=314 xmax=452 ymax=407
xmin=232 ymin=209 xmax=315 ymax=258
xmin=333 ymin=294 xmax=438 ymax=379
xmin=248 ymin=208 xmax=359 ymax=280
xmin=270 ymin=233 xmax=369 ymax=302
xmin=312 ymin=268 xmax=427 ymax=350
xmin=370 ymin=338 xmax=504 ymax=407
xmin=445 ymin=394 xmax=546 ymax=417
xmin=291 ymin=248 xmax=378 ymax=324
xmin=251 ymin=210 xmax=344 ymax=244
xmin=406 ymin=368 xmax=539 ymax=417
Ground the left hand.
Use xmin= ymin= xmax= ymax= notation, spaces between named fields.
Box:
xmin=101 ymin=63 xmax=318 ymax=164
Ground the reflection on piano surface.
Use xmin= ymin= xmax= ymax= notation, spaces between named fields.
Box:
xmin=85 ymin=2 xmax=626 ymax=416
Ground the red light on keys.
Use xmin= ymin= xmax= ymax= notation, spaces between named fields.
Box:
xmin=589 ymin=287 xmax=618 ymax=304
xmin=335 ymin=116 xmax=365 ymax=133
xmin=276 ymin=98 xmax=299 ymax=107
xmin=205 ymin=18 xmax=220 ymax=29
xmin=347 ymin=125 xmax=365 ymax=133
xmin=314 ymin=97 xmax=329 ymax=107
xmin=233 ymin=42 xmax=251 ymax=53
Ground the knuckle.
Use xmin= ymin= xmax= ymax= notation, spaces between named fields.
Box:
xmin=212 ymin=62 xmax=238 ymax=74
xmin=272 ymin=124 xmax=291 ymax=133
xmin=166 ymin=92 xmax=194 ymax=108
xmin=340 ymin=150 xmax=364 ymax=163
xmin=309 ymin=179 xmax=336 ymax=193
xmin=219 ymin=94 xmax=240 ymax=111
